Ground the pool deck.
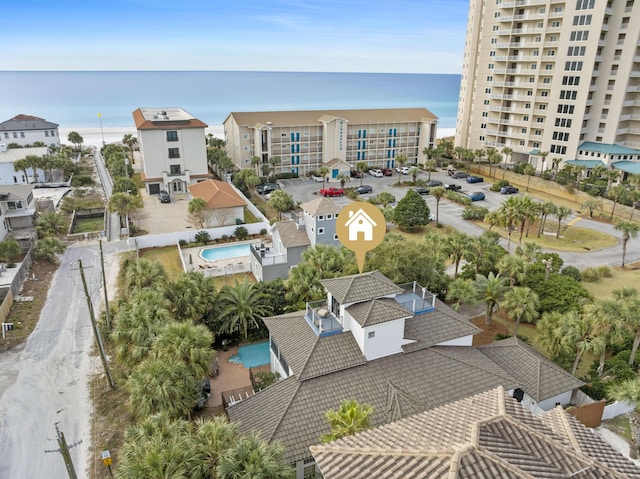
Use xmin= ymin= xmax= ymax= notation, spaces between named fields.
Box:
xmin=181 ymin=241 xmax=273 ymax=275
xmin=207 ymin=346 xmax=270 ymax=409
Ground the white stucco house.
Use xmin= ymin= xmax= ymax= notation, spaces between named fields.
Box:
xmin=0 ymin=115 xmax=60 ymax=148
xmin=132 ymin=107 xmax=211 ymax=196
xmin=188 ymin=179 xmax=246 ymax=228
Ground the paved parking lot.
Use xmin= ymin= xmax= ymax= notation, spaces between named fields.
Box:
xmin=136 ymin=188 xmax=193 ymax=235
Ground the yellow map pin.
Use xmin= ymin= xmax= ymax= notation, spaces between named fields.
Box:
xmin=336 ymin=202 xmax=386 ymax=274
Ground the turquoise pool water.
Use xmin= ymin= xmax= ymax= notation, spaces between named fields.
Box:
xmin=229 ymin=341 xmax=270 ymax=368
xmin=201 ymin=244 xmax=251 ymax=261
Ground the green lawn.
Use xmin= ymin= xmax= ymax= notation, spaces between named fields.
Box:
xmin=583 ymin=265 xmax=640 ymax=300
xmin=139 ymin=246 xmax=184 ymax=280
xmin=72 ymin=216 xmax=104 ymax=233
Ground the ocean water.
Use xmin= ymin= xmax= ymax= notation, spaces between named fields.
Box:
xmin=0 ymin=71 xmax=460 ymax=130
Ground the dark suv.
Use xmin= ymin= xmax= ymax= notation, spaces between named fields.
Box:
xmin=159 ymin=190 xmax=171 ymax=203
xmin=256 ymin=183 xmax=280 ymax=194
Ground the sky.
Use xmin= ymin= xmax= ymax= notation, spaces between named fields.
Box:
xmin=4 ymin=0 xmax=469 ymax=73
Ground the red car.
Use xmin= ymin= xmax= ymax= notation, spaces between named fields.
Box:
xmin=382 ymin=168 xmax=393 ymax=176
xmin=319 ymin=187 xmax=345 ymax=197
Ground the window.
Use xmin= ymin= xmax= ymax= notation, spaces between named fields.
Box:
xmin=170 ymin=164 xmax=181 ymax=175
xmin=318 ymin=215 xmax=324 ymax=221
xmin=567 ymin=46 xmax=586 ymax=56
xmin=168 ymin=148 xmax=180 ymax=159
xmin=45 ymin=131 xmax=49 ymax=137
xmin=555 ymin=118 xmax=572 ymax=127
xmin=20 ymin=132 xmax=25 ymax=138
xmin=576 ymin=0 xmax=595 ymax=9
xmin=12 ymin=133 xmax=17 ymax=138
xmin=166 ymin=130 xmax=178 ymax=141
xmin=564 ymin=61 xmax=583 ymax=71
xmin=560 ymin=90 xmax=578 ymax=100
xmin=572 ymin=14 xmax=592 ymax=26
xmin=570 ymin=31 xmax=589 ymax=41
xmin=318 ymin=228 xmax=324 ymax=235
xmin=51 ymin=131 xmax=56 ymax=137
xmin=7 ymin=201 xmax=23 ymax=210
xmin=368 ymin=331 xmax=375 ymax=339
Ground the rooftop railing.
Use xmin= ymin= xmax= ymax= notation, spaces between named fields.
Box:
xmin=305 ymin=299 xmax=343 ymax=336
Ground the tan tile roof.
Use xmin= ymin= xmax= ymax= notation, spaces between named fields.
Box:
xmin=300 ymin=197 xmax=342 ymax=217
xmin=478 ymin=337 xmax=584 ymax=402
xmin=320 ymin=271 xmax=403 ymax=304
xmin=132 ymin=107 xmax=208 ymax=130
xmin=188 ymin=179 xmax=246 ymax=209
xmin=272 ymin=221 xmax=310 ymax=249
xmin=226 ymin=108 xmax=438 ymax=128
xmin=311 ymin=386 xmax=640 ymax=478
xmin=346 ymin=298 xmax=411 ymax=327
xmin=403 ymin=298 xmax=482 ymax=350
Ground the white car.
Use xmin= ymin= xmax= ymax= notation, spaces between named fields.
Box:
xmin=396 ymin=166 xmax=411 ymax=174
xmin=311 ymin=175 xmax=324 ymax=182
xmin=369 ymin=169 xmax=383 ymax=177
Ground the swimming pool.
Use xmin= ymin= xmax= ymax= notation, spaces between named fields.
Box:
xmin=200 ymin=243 xmax=251 ymax=261
xmin=229 ymin=341 xmax=270 ymax=368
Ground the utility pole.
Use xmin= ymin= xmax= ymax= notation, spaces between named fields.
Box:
xmin=78 ymin=259 xmax=116 ymax=390
xmin=45 ymin=423 xmax=81 ymax=479
xmin=99 ymin=240 xmax=111 ymax=330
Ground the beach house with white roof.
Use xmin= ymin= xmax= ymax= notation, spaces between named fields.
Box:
xmin=226 ymin=270 xmax=584 ymax=478
xmin=0 ymin=146 xmax=48 ymax=185
xmin=223 ymin=108 xmax=438 ymax=179
xmin=132 ymin=107 xmax=211 ymax=196
xmin=0 ymin=115 xmax=60 ymax=149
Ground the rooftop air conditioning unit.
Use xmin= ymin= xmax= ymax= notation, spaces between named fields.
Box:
xmin=0 ymin=143 xmax=7 ymax=152
xmin=266 ymin=121 xmax=272 ymax=125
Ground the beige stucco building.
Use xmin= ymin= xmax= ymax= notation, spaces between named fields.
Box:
xmin=223 ymin=108 xmax=438 ymax=179
xmin=455 ymin=0 xmax=640 ymax=171
xmin=133 ymin=107 xmax=211 ymax=195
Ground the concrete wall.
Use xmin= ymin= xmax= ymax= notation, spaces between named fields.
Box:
xmin=602 ymin=400 xmax=636 ymax=421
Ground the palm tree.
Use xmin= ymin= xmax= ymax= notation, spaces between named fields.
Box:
xmin=514 ymin=241 xmax=542 ymax=265
xmin=502 ymin=286 xmax=539 ymax=336
xmin=444 ymin=231 xmax=471 ymax=277
xmin=523 ymin=163 xmax=536 ymax=192
xmin=188 ymin=197 xmax=208 ymax=229
xmin=484 ymin=210 xmax=501 ymax=231
xmin=617 ymin=290 xmax=640 ymax=366
xmin=68 ymin=131 xmax=84 ymax=151
xmin=554 ymin=205 xmax=572 ymax=239
xmin=251 ymin=155 xmax=261 ymax=176
xmin=497 ymin=254 xmax=526 ymax=287
xmin=464 ymin=231 xmax=504 ymax=276
xmin=501 ymin=146 xmax=513 ymax=165
xmin=396 ymin=154 xmax=408 ymax=172
xmin=269 ymin=189 xmax=294 ymax=221
xmin=219 ymin=277 xmax=273 ymax=339
xmin=537 ymin=201 xmax=557 ymax=237
xmin=122 ymin=258 xmax=168 ymax=294
xmin=538 ymin=151 xmax=549 ymax=172
xmin=35 ymin=211 xmax=68 ymax=238
xmin=608 ymin=378 xmax=640 ymax=458
xmin=408 ymin=166 xmax=419 ymax=183
xmin=122 ymin=133 xmax=138 ymax=164
xmin=581 ymin=198 xmax=603 ymax=218
xmin=585 ymin=299 xmax=625 ymax=376
xmin=153 ymin=321 xmax=214 ymax=380
xmin=108 ymin=192 xmax=143 ymax=229
xmin=216 ymin=433 xmax=295 ymax=479
xmin=356 ymin=161 xmax=368 ymax=186
xmin=487 ymin=149 xmax=502 ymax=178
xmin=195 ymin=416 xmax=240 ymax=478
xmin=562 ymin=311 xmax=604 ymax=376
xmin=473 ymin=272 xmax=508 ymax=326
xmin=431 ymin=187 xmax=446 ymax=225
xmin=164 ymin=272 xmax=211 ymax=322
xmin=446 ymin=278 xmax=478 ymax=312
xmin=318 ymin=165 xmax=330 ymax=189
xmin=13 ymin=158 xmax=31 ymax=184
xmin=614 ymin=219 xmax=640 ymax=267
xmin=608 ymin=184 xmax=629 ymax=220
xmin=127 ymin=358 xmax=198 ymax=420
xmin=537 ymin=311 xmax=566 ymax=360
xmin=268 ymin=156 xmax=282 ymax=181
xmin=320 ymin=399 xmax=374 ymax=443
xmin=337 ymin=172 xmax=349 ymax=189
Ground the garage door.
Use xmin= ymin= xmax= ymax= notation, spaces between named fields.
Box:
xmin=148 ymin=184 xmax=160 ymax=195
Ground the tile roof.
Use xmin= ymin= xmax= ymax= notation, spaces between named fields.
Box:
xmin=478 ymin=337 xmax=584 ymax=402
xmin=272 ymin=221 xmax=310 ymax=249
xmin=565 ymin=159 xmax=607 ymax=168
xmin=346 ymin=298 xmax=411 ymax=327
xmin=0 ymin=146 xmax=48 ymax=164
xmin=320 ymin=271 xmax=403 ymax=304
xmin=225 ymin=108 xmax=438 ymax=128
xmin=612 ymin=160 xmax=640 ymax=175
xmin=0 ymin=114 xmax=58 ymax=131
xmin=0 ymin=184 xmax=35 ymax=202
xmin=578 ymin=141 xmax=640 ymax=155
xmin=300 ymin=197 xmax=342 ymax=217
xmin=311 ymin=386 xmax=640 ymax=478
xmin=188 ymin=179 xmax=246 ymax=209
xmin=132 ymin=107 xmax=208 ymax=130
xmin=403 ymin=298 xmax=482 ymax=351
xmin=228 ymin=346 xmax=520 ymax=465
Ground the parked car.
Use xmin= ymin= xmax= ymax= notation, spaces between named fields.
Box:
xmin=444 ymin=183 xmax=462 ymax=191
xmin=413 ymin=187 xmax=430 ymax=195
xmin=369 ymin=169 xmax=383 ymax=177
xmin=159 ymin=190 xmax=171 ymax=203
xmin=350 ymin=169 xmax=363 ymax=178
xmin=356 ymin=185 xmax=373 ymax=194
xmin=382 ymin=168 xmax=393 ymax=176
xmin=396 ymin=166 xmax=411 ymax=175
xmin=500 ymin=185 xmax=519 ymax=195
xmin=311 ymin=175 xmax=324 ymax=182
xmin=467 ymin=192 xmax=486 ymax=201
xmin=429 ymin=213 xmax=435 ymax=222
xmin=319 ymin=187 xmax=345 ymax=197
xmin=466 ymin=175 xmax=484 ymax=183
xmin=256 ymin=183 xmax=280 ymax=194
xmin=451 ymin=171 xmax=468 ymax=179
xmin=426 ymin=179 xmax=443 ymax=187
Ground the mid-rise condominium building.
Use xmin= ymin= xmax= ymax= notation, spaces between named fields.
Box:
xmin=132 ymin=107 xmax=210 ymax=195
xmin=456 ymin=0 xmax=640 ymax=171
xmin=223 ymin=108 xmax=438 ymax=179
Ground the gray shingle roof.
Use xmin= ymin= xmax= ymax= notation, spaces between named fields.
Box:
xmin=310 ymin=386 xmax=640 ymax=478
xmin=403 ymin=298 xmax=482 ymax=350
xmin=300 ymin=197 xmax=342 ymax=217
xmin=346 ymin=298 xmax=411 ymax=327
xmin=0 ymin=114 xmax=58 ymax=131
xmin=320 ymin=271 xmax=403 ymax=304
xmin=478 ymin=337 xmax=584 ymax=402
xmin=272 ymin=221 xmax=310 ymax=249
xmin=228 ymin=347 xmax=521 ymax=465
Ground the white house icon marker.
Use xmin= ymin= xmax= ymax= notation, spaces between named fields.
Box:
xmin=344 ymin=209 xmax=377 ymax=241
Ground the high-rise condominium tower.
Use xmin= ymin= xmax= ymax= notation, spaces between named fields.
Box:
xmin=456 ymin=0 xmax=640 ymax=170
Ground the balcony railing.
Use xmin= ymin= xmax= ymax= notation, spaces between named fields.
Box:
xmin=397 ymin=282 xmax=436 ymax=314
xmin=305 ymin=299 xmax=343 ymax=336
xmin=250 ymin=243 xmax=287 ymax=266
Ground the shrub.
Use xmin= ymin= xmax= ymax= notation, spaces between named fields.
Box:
xmin=540 ymin=170 xmax=554 ymax=180
xmin=597 ymin=265 xmax=612 ymax=278
xmin=580 ymin=267 xmax=599 ymax=282
xmin=71 ymin=175 xmax=95 ymax=187
xmin=221 ymin=234 xmax=229 ymax=242
xmin=275 ymin=172 xmax=299 ymax=179
xmin=561 ymin=265 xmax=582 ymax=282
xmin=234 ymin=226 xmax=249 ymax=241
xmin=259 ymin=228 xmax=268 ymax=236
xmin=254 ymin=371 xmax=281 ymax=391
xmin=495 ymin=333 xmax=530 ymax=343
xmin=462 ymin=205 xmax=489 ymax=220
xmin=523 ymin=271 xmax=592 ymax=314
xmin=490 ymin=180 xmax=509 ymax=192
xmin=194 ymin=230 xmax=211 ymax=244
